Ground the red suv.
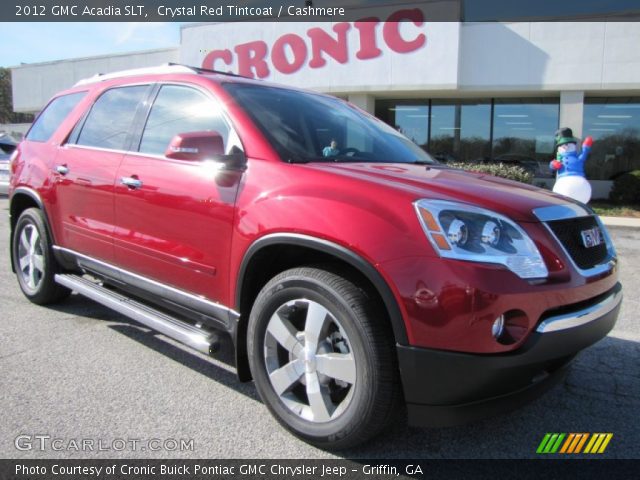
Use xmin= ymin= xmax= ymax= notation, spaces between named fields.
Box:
xmin=9 ymin=65 xmax=622 ymax=449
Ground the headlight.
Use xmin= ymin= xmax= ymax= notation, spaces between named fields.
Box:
xmin=414 ymin=199 xmax=548 ymax=279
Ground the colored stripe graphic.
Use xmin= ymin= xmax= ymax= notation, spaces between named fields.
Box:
xmin=584 ymin=434 xmax=600 ymax=453
xmin=536 ymin=434 xmax=552 ymax=454
xmin=536 ymin=433 xmax=565 ymax=454
xmin=597 ymin=433 xmax=614 ymax=453
xmin=538 ymin=433 xmax=613 ymax=454
xmin=550 ymin=433 xmax=565 ymax=453
xmin=573 ymin=433 xmax=589 ymax=453
xmin=584 ymin=433 xmax=614 ymax=454
xmin=559 ymin=433 xmax=575 ymax=453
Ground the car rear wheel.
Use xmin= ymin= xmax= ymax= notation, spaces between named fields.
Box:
xmin=247 ymin=267 xmax=400 ymax=449
xmin=13 ymin=208 xmax=70 ymax=305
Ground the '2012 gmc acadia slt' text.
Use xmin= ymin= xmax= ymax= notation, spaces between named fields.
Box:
xmin=8 ymin=65 xmax=622 ymax=449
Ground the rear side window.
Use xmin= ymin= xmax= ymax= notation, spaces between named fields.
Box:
xmin=138 ymin=85 xmax=230 ymax=155
xmin=26 ymin=92 xmax=86 ymax=142
xmin=76 ymin=85 xmax=148 ymax=151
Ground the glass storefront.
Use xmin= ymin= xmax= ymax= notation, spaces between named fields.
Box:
xmin=376 ymin=97 xmax=559 ymax=177
xmin=492 ymin=99 xmax=559 ymax=178
xmin=429 ymin=100 xmax=491 ymax=163
xmin=375 ymin=100 xmax=429 ymax=150
xmin=583 ymin=98 xmax=640 ymax=180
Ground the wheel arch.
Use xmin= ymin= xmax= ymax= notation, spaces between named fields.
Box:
xmin=8 ymin=187 xmax=56 ymax=273
xmin=234 ymin=233 xmax=408 ymax=381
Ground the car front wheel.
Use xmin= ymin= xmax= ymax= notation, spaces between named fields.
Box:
xmin=247 ymin=267 xmax=400 ymax=449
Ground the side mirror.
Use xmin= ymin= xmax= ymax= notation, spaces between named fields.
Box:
xmin=164 ymin=131 xmax=246 ymax=171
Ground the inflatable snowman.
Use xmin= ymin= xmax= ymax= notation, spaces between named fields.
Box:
xmin=549 ymin=127 xmax=593 ymax=204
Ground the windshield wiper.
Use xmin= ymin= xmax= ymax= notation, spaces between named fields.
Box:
xmin=410 ymin=159 xmax=435 ymax=165
xmin=285 ymin=155 xmax=310 ymax=164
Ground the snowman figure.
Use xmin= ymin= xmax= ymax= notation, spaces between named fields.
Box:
xmin=549 ymin=127 xmax=593 ymax=204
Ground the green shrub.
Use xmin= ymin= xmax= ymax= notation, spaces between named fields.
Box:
xmin=446 ymin=162 xmax=534 ymax=184
xmin=610 ymin=170 xmax=640 ymax=203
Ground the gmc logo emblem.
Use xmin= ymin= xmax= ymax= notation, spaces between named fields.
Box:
xmin=581 ymin=227 xmax=604 ymax=248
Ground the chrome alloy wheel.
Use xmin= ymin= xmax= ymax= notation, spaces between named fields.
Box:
xmin=263 ymin=299 xmax=357 ymax=423
xmin=17 ymin=224 xmax=45 ymax=291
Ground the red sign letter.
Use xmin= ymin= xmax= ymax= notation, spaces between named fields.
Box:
xmin=383 ymin=9 xmax=426 ymax=54
xmin=271 ymin=33 xmax=307 ymax=75
xmin=202 ymin=49 xmax=232 ymax=71
xmin=307 ymin=23 xmax=351 ymax=68
xmin=234 ymin=41 xmax=270 ymax=78
xmin=354 ymin=18 xmax=382 ymax=60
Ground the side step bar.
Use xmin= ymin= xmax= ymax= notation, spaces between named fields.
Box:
xmin=55 ymin=274 xmax=219 ymax=355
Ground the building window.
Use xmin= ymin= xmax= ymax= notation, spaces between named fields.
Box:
xmin=375 ymin=99 xmax=491 ymax=162
xmin=376 ymin=97 xmax=558 ymax=176
xmin=430 ymin=100 xmax=491 ymax=163
xmin=492 ymin=98 xmax=559 ymax=178
xmin=375 ymin=100 xmax=429 ymax=149
xmin=583 ymin=97 xmax=640 ymax=181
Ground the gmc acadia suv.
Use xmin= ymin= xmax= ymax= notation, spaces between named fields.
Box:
xmin=9 ymin=65 xmax=622 ymax=449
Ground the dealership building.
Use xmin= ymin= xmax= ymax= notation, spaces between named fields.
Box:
xmin=10 ymin=8 xmax=640 ymax=198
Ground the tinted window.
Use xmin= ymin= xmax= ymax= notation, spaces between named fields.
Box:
xmin=224 ymin=84 xmax=434 ymax=164
xmin=375 ymin=101 xmax=429 ymax=148
xmin=430 ymin=100 xmax=491 ymax=162
xmin=26 ymin=92 xmax=86 ymax=142
xmin=492 ymin=99 xmax=559 ymax=177
xmin=77 ymin=86 xmax=147 ymax=150
xmin=139 ymin=85 xmax=230 ymax=155
xmin=583 ymin=97 xmax=640 ymax=180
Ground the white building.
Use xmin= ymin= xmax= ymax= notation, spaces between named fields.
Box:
xmin=11 ymin=9 xmax=640 ymax=198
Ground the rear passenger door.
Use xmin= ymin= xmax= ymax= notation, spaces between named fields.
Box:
xmin=54 ymin=85 xmax=149 ymax=264
xmin=113 ymin=83 xmax=243 ymax=304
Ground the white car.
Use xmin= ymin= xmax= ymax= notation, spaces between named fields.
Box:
xmin=0 ymin=136 xmax=17 ymax=195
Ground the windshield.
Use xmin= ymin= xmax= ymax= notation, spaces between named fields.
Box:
xmin=223 ymin=83 xmax=436 ymax=165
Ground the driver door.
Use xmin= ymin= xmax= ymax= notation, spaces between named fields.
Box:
xmin=112 ymin=83 xmax=243 ymax=303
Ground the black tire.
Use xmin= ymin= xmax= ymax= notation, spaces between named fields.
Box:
xmin=12 ymin=208 xmax=70 ymax=305
xmin=247 ymin=267 xmax=400 ymax=449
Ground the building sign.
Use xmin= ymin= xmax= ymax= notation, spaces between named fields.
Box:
xmin=179 ymin=10 xmax=460 ymax=93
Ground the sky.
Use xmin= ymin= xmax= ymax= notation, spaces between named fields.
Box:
xmin=0 ymin=23 xmax=190 ymax=68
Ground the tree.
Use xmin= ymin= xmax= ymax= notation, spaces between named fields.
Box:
xmin=0 ymin=67 xmax=34 ymax=124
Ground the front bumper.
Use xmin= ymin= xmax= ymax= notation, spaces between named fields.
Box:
xmin=398 ymin=283 xmax=622 ymax=427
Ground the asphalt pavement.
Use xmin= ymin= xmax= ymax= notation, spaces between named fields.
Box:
xmin=1 ymin=197 xmax=638 ymax=459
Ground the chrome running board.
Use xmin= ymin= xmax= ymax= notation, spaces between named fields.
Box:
xmin=55 ymin=274 xmax=219 ymax=355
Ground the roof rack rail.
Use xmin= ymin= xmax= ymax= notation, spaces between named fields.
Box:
xmin=73 ymin=63 xmax=248 ymax=87
xmin=166 ymin=62 xmax=248 ymax=79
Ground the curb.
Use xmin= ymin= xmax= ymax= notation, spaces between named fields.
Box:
xmin=600 ymin=216 xmax=640 ymax=228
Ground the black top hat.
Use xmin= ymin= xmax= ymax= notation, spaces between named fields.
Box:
xmin=555 ymin=127 xmax=578 ymax=148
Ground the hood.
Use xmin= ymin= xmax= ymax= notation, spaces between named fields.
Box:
xmin=305 ymin=163 xmax=575 ymax=223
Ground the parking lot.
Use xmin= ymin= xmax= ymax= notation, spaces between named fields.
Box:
xmin=1 ymin=197 xmax=638 ymax=459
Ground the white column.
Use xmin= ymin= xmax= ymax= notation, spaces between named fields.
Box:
xmin=347 ymin=94 xmax=376 ymax=115
xmin=559 ymin=91 xmax=585 ymax=138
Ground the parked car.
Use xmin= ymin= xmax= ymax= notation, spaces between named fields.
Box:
xmin=0 ymin=135 xmax=17 ymax=195
xmin=8 ymin=65 xmax=621 ymax=449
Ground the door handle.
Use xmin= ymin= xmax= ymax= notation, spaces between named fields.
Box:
xmin=55 ymin=165 xmax=69 ymax=175
xmin=121 ymin=176 xmax=143 ymax=189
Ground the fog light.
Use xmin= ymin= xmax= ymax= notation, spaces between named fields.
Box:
xmin=492 ymin=315 xmax=505 ymax=339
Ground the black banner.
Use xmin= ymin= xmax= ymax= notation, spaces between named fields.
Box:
xmin=4 ymin=1 xmax=462 ymax=22
xmin=2 ymin=0 xmax=640 ymax=22
xmin=1 ymin=459 xmax=640 ymax=480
